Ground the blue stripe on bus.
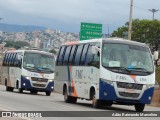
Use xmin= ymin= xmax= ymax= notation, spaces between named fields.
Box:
xmin=67 ymin=66 xmax=72 ymax=96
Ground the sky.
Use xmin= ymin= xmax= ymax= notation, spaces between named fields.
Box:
xmin=0 ymin=0 xmax=160 ymax=33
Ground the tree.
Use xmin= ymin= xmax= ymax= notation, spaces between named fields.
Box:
xmin=4 ymin=41 xmax=15 ymax=47
xmin=112 ymin=19 xmax=160 ymax=48
xmin=4 ymin=41 xmax=30 ymax=49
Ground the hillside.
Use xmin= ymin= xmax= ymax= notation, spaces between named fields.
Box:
xmin=0 ymin=23 xmax=46 ymax=32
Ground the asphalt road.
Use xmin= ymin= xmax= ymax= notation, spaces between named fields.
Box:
xmin=0 ymin=85 xmax=160 ymax=120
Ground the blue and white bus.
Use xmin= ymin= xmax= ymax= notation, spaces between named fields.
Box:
xmin=54 ymin=38 xmax=155 ymax=112
xmin=2 ymin=50 xmax=55 ymax=96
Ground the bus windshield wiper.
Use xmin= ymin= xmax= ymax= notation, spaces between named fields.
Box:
xmin=24 ymin=66 xmax=40 ymax=71
xmin=131 ymin=68 xmax=151 ymax=73
xmin=38 ymin=67 xmax=54 ymax=73
xmin=105 ymin=66 xmax=131 ymax=73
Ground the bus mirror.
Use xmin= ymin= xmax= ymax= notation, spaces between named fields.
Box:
xmin=153 ymin=51 xmax=159 ymax=61
xmin=18 ymin=59 xmax=22 ymax=68
xmin=17 ymin=54 xmax=22 ymax=60
xmin=91 ymin=46 xmax=100 ymax=55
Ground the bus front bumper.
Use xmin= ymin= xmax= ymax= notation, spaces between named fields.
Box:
xmin=99 ymin=80 xmax=154 ymax=105
xmin=21 ymin=76 xmax=54 ymax=92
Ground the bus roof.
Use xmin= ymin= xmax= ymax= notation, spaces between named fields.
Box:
xmin=5 ymin=49 xmax=54 ymax=56
xmin=65 ymin=38 xmax=148 ymax=48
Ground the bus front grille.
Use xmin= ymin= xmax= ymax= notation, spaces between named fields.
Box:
xmin=117 ymin=82 xmax=143 ymax=90
xmin=32 ymin=83 xmax=46 ymax=88
xmin=31 ymin=77 xmax=48 ymax=82
xmin=119 ymin=92 xmax=140 ymax=98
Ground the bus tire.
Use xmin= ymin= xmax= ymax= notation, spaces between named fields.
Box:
xmin=17 ymin=81 xmax=23 ymax=93
xmin=134 ymin=103 xmax=145 ymax=112
xmin=71 ymin=97 xmax=77 ymax=103
xmin=104 ymin=100 xmax=113 ymax=107
xmin=64 ymin=86 xmax=71 ymax=103
xmin=30 ymin=90 xmax=38 ymax=95
xmin=46 ymin=91 xmax=51 ymax=96
xmin=5 ymin=80 xmax=13 ymax=92
xmin=10 ymin=87 xmax=14 ymax=92
xmin=18 ymin=88 xmax=23 ymax=93
xmin=6 ymin=86 xmax=13 ymax=92
xmin=91 ymin=90 xmax=101 ymax=108
xmin=6 ymin=86 xmax=10 ymax=91
xmin=64 ymin=86 xmax=77 ymax=103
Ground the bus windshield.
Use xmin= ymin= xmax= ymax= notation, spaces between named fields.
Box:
xmin=23 ymin=52 xmax=55 ymax=73
xmin=102 ymin=43 xmax=154 ymax=74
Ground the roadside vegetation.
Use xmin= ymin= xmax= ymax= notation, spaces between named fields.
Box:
xmin=156 ymin=67 xmax=160 ymax=84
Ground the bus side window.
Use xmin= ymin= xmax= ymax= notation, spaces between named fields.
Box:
xmin=12 ymin=53 xmax=16 ymax=67
xmin=80 ymin=44 xmax=89 ymax=65
xmin=57 ymin=46 xmax=66 ymax=66
xmin=6 ymin=53 xmax=11 ymax=66
xmin=4 ymin=53 xmax=9 ymax=66
xmin=10 ymin=53 xmax=14 ymax=67
xmin=63 ymin=46 xmax=72 ymax=65
xmin=85 ymin=45 xmax=100 ymax=68
xmin=13 ymin=53 xmax=17 ymax=66
xmin=14 ymin=53 xmax=19 ymax=67
xmin=74 ymin=44 xmax=84 ymax=65
xmin=9 ymin=53 xmax=13 ymax=66
xmin=68 ymin=45 xmax=77 ymax=65
xmin=56 ymin=47 xmax=62 ymax=65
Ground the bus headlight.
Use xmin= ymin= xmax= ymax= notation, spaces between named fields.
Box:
xmin=23 ymin=76 xmax=30 ymax=80
xmin=49 ymin=79 xmax=53 ymax=82
xmin=146 ymin=84 xmax=154 ymax=89
xmin=101 ymin=79 xmax=114 ymax=86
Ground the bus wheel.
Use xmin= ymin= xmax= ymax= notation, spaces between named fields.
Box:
xmin=92 ymin=91 xmax=101 ymax=108
xmin=18 ymin=88 xmax=23 ymax=93
xmin=105 ymin=100 xmax=113 ymax=107
xmin=64 ymin=87 xmax=70 ymax=103
xmin=134 ymin=104 xmax=145 ymax=112
xmin=46 ymin=91 xmax=51 ymax=96
xmin=10 ymin=87 xmax=14 ymax=92
xmin=30 ymin=90 xmax=38 ymax=95
xmin=6 ymin=86 xmax=13 ymax=92
xmin=64 ymin=87 xmax=77 ymax=103
xmin=71 ymin=97 xmax=77 ymax=103
xmin=6 ymin=86 xmax=10 ymax=91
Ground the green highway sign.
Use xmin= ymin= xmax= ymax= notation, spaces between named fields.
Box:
xmin=80 ymin=22 xmax=102 ymax=40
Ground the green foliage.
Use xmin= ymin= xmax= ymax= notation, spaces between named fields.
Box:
xmin=112 ymin=19 xmax=160 ymax=47
xmin=4 ymin=41 xmax=30 ymax=49
xmin=156 ymin=67 xmax=160 ymax=84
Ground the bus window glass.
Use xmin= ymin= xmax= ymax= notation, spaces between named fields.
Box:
xmin=57 ymin=46 xmax=66 ymax=65
xmin=63 ymin=46 xmax=72 ymax=65
xmin=80 ymin=44 xmax=89 ymax=65
xmin=23 ymin=52 xmax=55 ymax=73
xmin=74 ymin=44 xmax=84 ymax=65
xmin=68 ymin=45 xmax=77 ymax=65
xmin=102 ymin=43 xmax=154 ymax=72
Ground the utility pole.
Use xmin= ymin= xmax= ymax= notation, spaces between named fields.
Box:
xmin=149 ymin=9 xmax=159 ymax=20
xmin=128 ymin=0 xmax=133 ymax=40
